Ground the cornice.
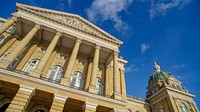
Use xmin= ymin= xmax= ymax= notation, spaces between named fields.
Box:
xmin=127 ymin=97 xmax=149 ymax=105
xmin=0 ymin=68 xmax=127 ymax=106
xmin=16 ymin=3 xmax=122 ymax=47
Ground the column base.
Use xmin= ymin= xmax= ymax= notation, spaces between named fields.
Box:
xmin=114 ymin=93 xmax=122 ymax=100
xmin=88 ymin=85 xmax=97 ymax=94
xmin=30 ymin=69 xmax=42 ymax=78
xmin=60 ymin=77 xmax=70 ymax=86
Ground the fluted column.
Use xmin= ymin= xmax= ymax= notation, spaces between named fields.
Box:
xmin=88 ymin=45 xmax=100 ymax=93
xmin=113 ymin=50 xmax=122 ymax=100
xmin=31 ymin=32 xmax=61 ymax=77
xmin=60 ymin=38 xmax=82 ymax=86
xmin=6 ymin=85 xmax=35 ymax=112
xmin=0 ymin=24 xmax=41 ymax=68
xmin=0 ymin=16 xmax=18 ymax=35
xmin=120 ymin=69 xmax=127 ymax=101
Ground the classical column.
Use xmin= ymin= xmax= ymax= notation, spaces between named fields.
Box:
xmin=6 ymin=85 xmax=35 ymax=112
xmin=49 ymin=94 xmax=68 ymax=112
xmin=84 ymin=58 xmax=93 ymax=90
xmin=113 ymin=50 xmax=122 ymax=100
xmin=31 ymin=32 xmax=61 ymax=77
xmin=120 ymin=69 xmax=127 ymax=101
xmin=105 ymin=64 xmax=112 ymax=97
xmin=0 ymin=16 xmax=18 ymax=35
xmin=0 ymin=24 xmax=41 ymax=68
xmin=82 ymin=102 xmax=97 ymax=112
xmin=88 ymin=45 xmax=100 ymax=93
xmin=60 ymin=38 xmax=82 ymax=86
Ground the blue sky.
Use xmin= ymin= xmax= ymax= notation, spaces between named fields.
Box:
xmin=0 ymin=0 xmax=199 ymax=107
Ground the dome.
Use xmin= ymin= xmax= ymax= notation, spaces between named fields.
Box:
xmin=148 ymin=61 xmax=175 ymax=83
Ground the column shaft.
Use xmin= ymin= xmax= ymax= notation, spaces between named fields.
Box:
xmin=31 ymin=33 xmax=60 ymax=77
xmin=61 ymin=39 xmax=81 ymax=86
xmin=49 ymin=94 xmax=67 ymax=112
xmin=120 ymin=69 xmax=127 ymax=101
xmin=0 ymin=18 xmax=15 ymax=35
xmin=6 ymin=85 xmax=35 ymax=112
xmin=0 ymin=25 xmax=40 ymax=68
xmin=88 ymin=45 xmax=100 ymax=93
xmin=113 ymin=51 xmax=122 ymax=100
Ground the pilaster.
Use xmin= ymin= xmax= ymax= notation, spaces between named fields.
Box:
xmin=82 ymin=102 xmax=98 ymax=112
xmin=49 ymin=94 xmax=68 ymax=112
xmin=6 ymin=85 xmax=35 ymax=112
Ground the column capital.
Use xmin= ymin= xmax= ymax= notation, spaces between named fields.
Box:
xmin=76 ymin=37 xmax=82 ymax=43
xmin=83 ymin=102 xmax=98 ymax=110
xmin=11 ymin=16 xmax=20 ymax=22
xmin=19 ymin=85 xmax=35 ymax=95
xmin=56 ymin=31 xmax=63 ymax=37
xmin=119 ymin=68 xmax=125 ymax=74
xmin=54 ymin=94 xmax=68 ymax=101
xmin=95 ymin=44 xmax=101 ymax=49
xmin=113 ymin=50 xmax=119 ymax=56
xmin=34 ymin=23 xmax=42 ymax=30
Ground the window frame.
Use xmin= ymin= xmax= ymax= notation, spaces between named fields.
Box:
xmin=70 ymin=71 xmax=85 ymax=89
xmin=46 ymin=65 xmax=64 ymax=83
xmin=23 ymin=58 xmax=40 ymax=73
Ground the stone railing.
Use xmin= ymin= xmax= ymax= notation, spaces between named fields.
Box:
xmin=127 ymin=95 xmax=145 ymax=102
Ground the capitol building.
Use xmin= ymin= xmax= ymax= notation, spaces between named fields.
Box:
xmin=0 ymin=3 xmax=199 ymax=112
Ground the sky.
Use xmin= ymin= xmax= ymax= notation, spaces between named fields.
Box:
xmin=0 ymin=0 xmax=200 ymax=108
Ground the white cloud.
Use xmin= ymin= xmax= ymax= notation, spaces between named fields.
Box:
xmin=141 ymin=43 xmax=150 ymax=54
xmin=58 ymin=0 xmax=65 ymax=11
xmin=149 ymin=0 xmax=191 ymax=19
xmin=171 ymin=64 xmax=185 ymax=69
xmin=125 ymin=64 xmax=138 ymax=72
xmin=86 ymin=0 xmax=133 ymax=31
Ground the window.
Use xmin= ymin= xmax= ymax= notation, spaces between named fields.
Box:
xmin=152 ymin=89 xmax=155 ymax=94
xmin=76 ymin=59 xmax=85 ymax=66
xmin=96 ymin=77 xmax=104 ymax=95
xmin=0 ymin=35 xmax=6 ymax=42
xmin=47 ymin=65 xmax=64 ymax=83
xmin=39 ymin=47 xmax=46 ymax=53
xmin=156 ymin=86 xmax=159 ymax=92
xmin=70 ymin=71 xmax=84 ymax=89
xmin=58 ymin=54 xmax=67 ymax=60
xmin=9 ymin=54 xmax=23 ymax=69
xmin=180 ymin=103 xmax=189 ymax=112
xmin=98 ymin=67 xmax=103 ymax=71
xmin=24 ymin=58 xmax=40 ymax=73
xmin=159 ymin=105 xmax=165 ymax=112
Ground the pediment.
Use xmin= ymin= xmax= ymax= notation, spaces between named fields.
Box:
xmin=16 ymin=3 xmax=122 ymax=46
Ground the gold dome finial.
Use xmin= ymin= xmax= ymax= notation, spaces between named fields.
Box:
xmin=154 ymin=60 xmax=161 ymax=71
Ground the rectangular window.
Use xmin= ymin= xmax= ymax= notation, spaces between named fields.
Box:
xmin=77 ymin=59 xmax=85 ymax=66
xmin=39 ymin=47 xmax=46 ymax=53
xmin=58 ymin=54 xmax=67 ymax=60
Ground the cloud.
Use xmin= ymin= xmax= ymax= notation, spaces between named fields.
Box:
xmin=86 ymin=0 xmax=133 ymax=32
xmin=141 ymin=43 xmax=150 ymax=54
xmin=171 ymin=64 xmax=185 ymax=69
xmin=67 ymin=0 xmax=72 ymax=7
xmin=58 ymin=0 xmax=65 ymax=11
xmin=125 ymin=64 xmax=138 ymax=72
xmin=149 ymin=0 xmax=191 ymax=19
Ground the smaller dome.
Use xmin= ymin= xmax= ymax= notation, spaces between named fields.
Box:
xmin=148 ymin=61 xmax=175 ymax=83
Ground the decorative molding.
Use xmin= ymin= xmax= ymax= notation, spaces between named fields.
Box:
xmin=34 ymin=23 xmax=42 ymax=30
xmin=0 ymin=68 xmax=127 ymax=106
xmin=19 ymin=85 xmax=35 ymax=94
xmin=56 ymin=31 xmax=63 ymax=37
xmin=54 ymin=94 xmax=68 ymax=101
xmin=83 ymin=102 xmax=98 ymax=109
xmin=15 ymin=3 xmax=123 ymax=47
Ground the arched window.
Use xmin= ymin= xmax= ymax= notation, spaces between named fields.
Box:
xmin=47 ymin=65 xmax=64 ymax=83
xmin=70 ymin=71 xmax=84 ymax=89
xmin=24 ymin=58 xmax=40 ymax=73
xmin=96 ymin=77 xmax=104 ymax=95
xmin=0 ymin=101 xmax=10 ymax=112
xmin=9 ymin=54 xmax=23 ymax=69
xmin=31 ymin=106 xmax=48 ymax=112
xmin=180 ymin=103 xmax=189 ymax=112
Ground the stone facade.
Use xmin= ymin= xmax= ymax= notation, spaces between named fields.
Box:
xmin=0 ymin=3 xmax=198 ymax=112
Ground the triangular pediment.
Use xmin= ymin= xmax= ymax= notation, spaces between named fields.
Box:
xmin=16 ymin=3 xmax=122 ymax=46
